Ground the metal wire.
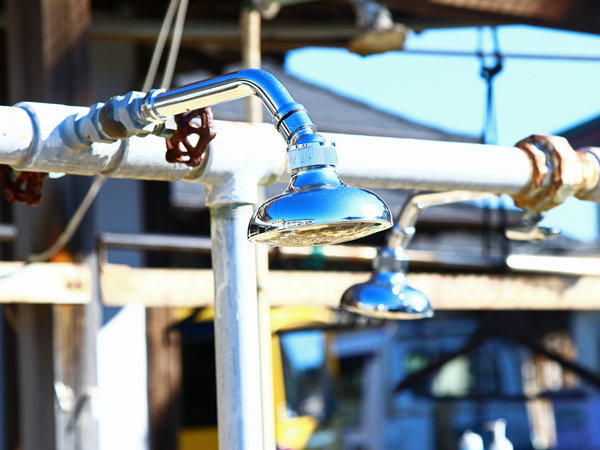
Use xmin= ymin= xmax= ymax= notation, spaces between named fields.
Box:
xmin=400 ymin=48 xmax=600 ymax=62
xmin=142 ymin=0 xmax=180 ymax=92
xmin=28 ymin=176 xmax=107 ymax=262
xmin=160 ymin=0 xmax=189 ymax=89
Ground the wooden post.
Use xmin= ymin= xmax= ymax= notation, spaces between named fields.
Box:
xmin=144 ymin=178 xmax=182 ymax=450
xmin=146 ymin=309 xmax=182 ymax=450
xmin=5 ymin=0 xmax=97 ymax=449
xmin=240 ymin=7 xmax=276 ymax=450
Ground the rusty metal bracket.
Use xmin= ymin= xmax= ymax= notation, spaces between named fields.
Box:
xmin=0 ymin=165 xmax=47 ymax=206
xmin=573 ymin=147 xmax=600 ymax=202
xmin=165 ymin=107 xmax=216 ymax=167
xmin=512 ymin=134 xmax=598 ymax=212
xmin=505 ymin=210 xmax=560 ymax=242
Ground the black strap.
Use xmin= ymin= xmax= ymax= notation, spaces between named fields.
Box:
xmin=478 ymin=27 xmax=503 ymax=145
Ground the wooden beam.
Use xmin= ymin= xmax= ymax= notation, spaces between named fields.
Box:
xmin=89 ymin=17 xmax=356 ymax=53
xmin=0 ymin=263 xmax=90 ymax=304
xmin=0 ymin=262 xmax=598 ymax=310
xmin=99 ymin=264 xmax=600 ymax=311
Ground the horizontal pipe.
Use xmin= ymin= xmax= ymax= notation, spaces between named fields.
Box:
xmin=98 ymin=232 xmax=212 ymax=253
xmin=2 ymin=107 xmax=600 ymax=209
xmin=321 ymin=132 xmax=535 ymax=194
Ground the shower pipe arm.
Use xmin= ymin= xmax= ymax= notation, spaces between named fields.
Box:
xmin=67 ymin=69 xmax=321 ymax=151
xmin=387 ymin=190 xmax=494 ymax=250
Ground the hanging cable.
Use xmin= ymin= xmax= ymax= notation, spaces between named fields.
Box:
xmin=476 ymin=27 xmax=506 ymax=257
xmin=28 ymin=176 xmax=107 ymax=262
xmin=160 ymin=0 xmax=189 ymax=89
xmin=478 ymin=26 xmax=503 ymax=145
xmin=142 ymin=0 xmax=180 ymax=92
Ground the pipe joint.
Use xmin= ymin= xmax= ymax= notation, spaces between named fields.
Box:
xmin=512 ymin=134 xmax=596 ymax=212
xmin=60 ymin=103 xmax=114 ymax=150
xmin=286 ymin=138 xmax=337 ymax=172
xmin=373 ymin=247 xmax=408 ymax=272
xmin=99 ymin=91 xmax=157 ymax=140
xmin=273 ymin=101 xmax=316 ymax=144
xmin=574 ymin=147 xmax=600 ymax=203
xmin=139 ymin=89 xmax=167 ymax=124
xmin=61 ymin=92 xmax=162 ymax=150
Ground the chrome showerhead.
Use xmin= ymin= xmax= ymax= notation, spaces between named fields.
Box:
xmin=248 ymin=136 xmax=392 ymax=247
xmin=87 ymin=67 xmax=392 ymax=247
xmin=340 ymin=247 xmax=433 ymax=319
xmin=340 ymin=190 xmax=494 ymax=319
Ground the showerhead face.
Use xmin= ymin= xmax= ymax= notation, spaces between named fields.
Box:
xmin=248 ymin=165 xmax=392 ymax=247
xmin=340 ymin=271 xmax=433 ymax=319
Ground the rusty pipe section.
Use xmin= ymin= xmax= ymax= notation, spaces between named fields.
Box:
xmin=511 ymin=135 xmax=600 ymax=212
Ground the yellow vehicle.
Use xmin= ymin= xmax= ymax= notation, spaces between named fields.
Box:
xmin=176 ymin=305 xmax=341 ymax=449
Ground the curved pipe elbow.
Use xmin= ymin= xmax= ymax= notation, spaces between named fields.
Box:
xmin=388 ymin=190 xmax=493 ymax=249
xmin=138 ymin=69 xmax=317 ymax=144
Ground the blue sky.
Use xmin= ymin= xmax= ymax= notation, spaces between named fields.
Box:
xmin=285 ymin=25 xmax=600 ymax=242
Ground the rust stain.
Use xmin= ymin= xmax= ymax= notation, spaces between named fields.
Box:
xmin=511 ymin=134 xmax=580 ymax=212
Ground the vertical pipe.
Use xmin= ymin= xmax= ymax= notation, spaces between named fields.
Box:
xmin=210 ymin=204 xmax=264 ymax=449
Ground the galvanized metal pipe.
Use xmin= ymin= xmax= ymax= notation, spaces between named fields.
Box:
xmin=98 ymin=232 xmax=212 ymax=253
xmin=0 ymin=102 xmax=585 ymax=202
xmin=2 ymin=106 xmax=600 ymax=205
xmin=324 ymin=132 xmax=534 ymax=194
xmin=210 ymin=203 xmax=264 ymax=449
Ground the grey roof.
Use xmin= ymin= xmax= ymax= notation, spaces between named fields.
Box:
xmin=175 ymin=61 xmax=477 ymax=142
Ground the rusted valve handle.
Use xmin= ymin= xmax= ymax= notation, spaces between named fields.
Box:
xmin=165 ymin=107 xmax=216 ymax=167
xmin=0 ymin=165 xmax=46 ymax=206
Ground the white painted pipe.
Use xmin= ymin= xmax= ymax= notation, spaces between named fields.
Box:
xmin=0 ymin=104 xmax=536 ymax=195
xmin=0 ymin=106 xmax=35 ymax=166
xmin=322 ymin=132 xmax=534 ymax=194
xmin=6 ymin=103 xmax=600 ymax=207
xmin=1 ymin=104 xmax=284 ymax=191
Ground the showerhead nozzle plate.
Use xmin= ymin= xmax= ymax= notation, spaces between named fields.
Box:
xmin=249 ymin=220 xmax=390 ymax=247
xmin=341 ymin=304 xmax=432 ymax=320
